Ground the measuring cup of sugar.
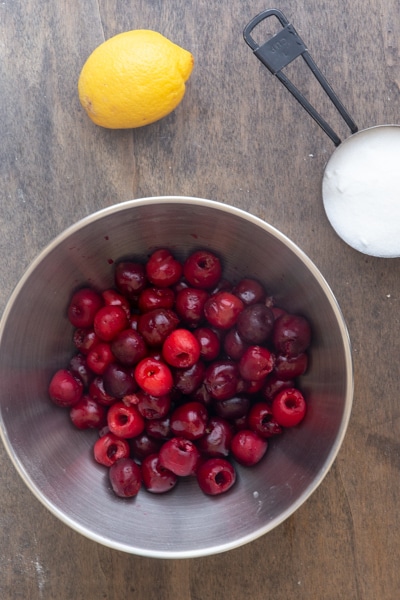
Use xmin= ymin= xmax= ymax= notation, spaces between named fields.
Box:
xmin=244 ymin=8 xmax=400 ymax=258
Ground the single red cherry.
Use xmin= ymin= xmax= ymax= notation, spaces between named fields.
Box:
xmin=230 ymin=429 xmax=268 ymax=466
xmin=69 ymin=394 xmax=107 ymax=429
xmin=114 ymin=261 xmax=147 ymax=299
xmin=203 ymin=291 xmax=244 ymax=329
xmin=183 ymin=250 xmax=222 ymax=289
xmin=196 ymin=458 xmax=236 ymax=495
xmin=141 ymin=453 xmax=178 ymax=494
xmin=93 ymin=432 xmax=130 ymax=467
xmin=158 ymin=437 xmax=201 ymax=476
xmin=162 ymin=328 xmax=201 ymax=368
xmin=239 ymin=345 xmax=275 ymax=381
xmin=93 ymin=305 xmax=129 ymax=341
xmin=272 ymin=313 xmax=312 ymax=357
xmin=175 ymin=287 xmax=209 ymax=326
xmin=247 ymin=402 xmax=282 ymax=438
xmin=86 ymin=341 xmax=115 ymax=375
xmin=48 ymin=369 xmax=83 ymax=407
xmin=109 ymin=458 xmax=142 ymax=498
xmin=134 ymin=357 xmax=174 ymax=397
xmin=272 ymin=388 xmax=307 ymax=427
xmin=107 ymin=401 xmax=145 ymax=438
xmin=67 ymin=288 xmax=103 ymax=329
xmin=146 ymin=248 xmax=183 ymax=288
xmin=169 ymin=401 xmax=209 ymax=440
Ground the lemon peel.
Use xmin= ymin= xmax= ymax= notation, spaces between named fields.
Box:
xmin=78 ymin=30 xmax=194 ymax=129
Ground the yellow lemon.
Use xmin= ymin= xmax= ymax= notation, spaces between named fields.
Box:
xmin=78 ymin=30 xmax=194 ymax=129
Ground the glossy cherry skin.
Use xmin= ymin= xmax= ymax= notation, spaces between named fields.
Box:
xmin=102 ymin=363 xmax=137 ymax=398
xmin=101 ymin=288 xmax=130 ymax=318
xmin=158 ymin=437 xmax=201 ymax=476
xmin=145 ymin=416 xmax=172 ymax=440
xmin=48 ymin=369 xmax=83 ymax=407
xmin=107 ymin=401 xmax=145 ymax=438
xmin=93 ymin=305 xmax=129 ymax=342
xmin=86 ymin=342 xmax=115 ymax=375
xmin=67 ymin=287 xmax=103 ymax=329
xmin=173 ymin=360 xmax=206 ymax=395
xmin=138 ymin=308 xmax=180 ymax=347
xmin=230 ymin=429 xmax=268 ymax=466
xmin=110 ymin=329 xmax=148 ymax=366
xmin=247 ymin=402 xmax=282 ymax=438
xmin=93 ymin=432 xmax=130 ymax=467
xmin=141 ymin=453 xmax=178 ymax=494
xmin=69 ymin=394 xmax=107 ymax=429
xmin=204 ymin=291 xmax=244 ymax=329
xmin=183 ymin=250 xmax=222 ymax=289
xmin=196 ymin=417 xmax=234 ymax=457
xmin=114 ymin=261 xmax=147 ymax=299
xmin=223 ymin=327 xmax=248 ymax=361
xmin=236 ymin=303 xmax=274 ymax=344
xmin=129 ymin=433 xmax=163 ymax=462
xmin=262 ymin=374 xmax=295 ymax=402
xmin=204 ymin=360 xmax=240 ymax=401
xmin=232 ymin=278 xmax=266 ymax=306
xmin=273 ymin=353 xmax=308 ymax=380
xmin=89 ymin=376 xmax=117 ymax=407
xmin=146 ymin=249 xmax=183 ymax=288
xmin=239 ymin=345 xmax=275 ymax=381
xmin=162 ymin=328 xmax=201 ymax=368
xmin=134 ymin=357 xmax=174 ymax=397
xmin=272 ymin=313 xmax=312 ymax=357
xmin=170 ymin=401 xmax=209 ymax=440
xmin=193 ymin=327 xmax=221 ymax=361
xmin=175 ymin=287 xmax=209 ymax=327
xmin=196 ymin=458 xmax=236 ymax=495
xmin=272 ymin=388 xmax=307 ymax=427
xmin=109 ymin=458 xmax=142 ymax=498
xmin=68 ymin=353 xmax=95 ymax=389
xmin=212 ymin=394 xmax=251 ymax=420
xmin=138 ymin=287 xmax=175 ymax=313
xmin=134 ymin=390 xmax=171 ymax=420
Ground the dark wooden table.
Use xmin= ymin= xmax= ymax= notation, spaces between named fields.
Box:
xmin=1 ymin=1 xmax=399 ymax=598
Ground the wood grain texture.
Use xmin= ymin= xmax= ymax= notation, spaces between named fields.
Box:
xmin=1 ymin=0 xmax=399 ymax=598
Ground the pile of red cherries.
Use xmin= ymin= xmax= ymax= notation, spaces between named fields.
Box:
xmin=48 ymin=248 xmax=311 ymax=498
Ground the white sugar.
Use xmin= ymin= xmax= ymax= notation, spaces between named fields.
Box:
xmin=322 ymin=126 xmax=400 ymax=257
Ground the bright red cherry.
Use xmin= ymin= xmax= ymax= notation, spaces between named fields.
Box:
xmin=203 ymin=291 xmax=244 ymax=329
xmin=48 ymin=369 xmax=83 ymax=407
xmin=145 ymin=248 xmax=183 ymax=288
xmin=272 ymin=388 xmax=307 ymax=427
xmin=230 ymin=430 xmax=268 ymax=466
xmin=141 ymin=453 xmax=178 ymax=494
xmin=67 ymin=288 xmax=103 ymax=328
xmin=196 ymin=458 xmax=236 ymax=495
xmin=158 ymin=437 xmax=201 ymax=476
xmin=93 ymin=305 xmax=129 ymax=341
xmin=183 ymin=250 xmax=222 ymax=289
xmin=93 ymin=432 xmax=130 ymax=467
xmin=107 ymin=401 xmax=145 ymax=438
xmin=134 ymin=357 xmax=174 ymax=397
xmin=162 ymin=328 xmax=201 ymax=368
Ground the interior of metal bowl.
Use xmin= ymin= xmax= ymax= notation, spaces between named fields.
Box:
xmin=0 ymin=196 xmax=353 ymax=558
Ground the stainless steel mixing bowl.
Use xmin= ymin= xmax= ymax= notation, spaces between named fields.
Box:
xmin=0 ymin=196 xmax=353 ymax=558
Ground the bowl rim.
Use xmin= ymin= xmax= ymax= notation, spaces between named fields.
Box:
xmin=0 ymin=196 xmax=354 ymax=558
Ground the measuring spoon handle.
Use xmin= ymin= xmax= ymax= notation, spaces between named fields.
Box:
xmin=243 ymin=8 xmax=358 ymax=146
